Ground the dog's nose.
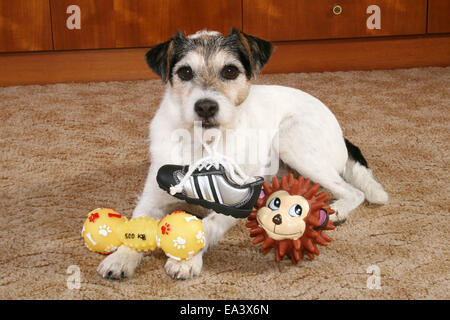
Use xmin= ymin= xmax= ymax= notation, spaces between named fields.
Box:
xmin=195 ymin=99 xmax=218 ymax=118
xmin=272 ymin=214 xmax=282 ymax=225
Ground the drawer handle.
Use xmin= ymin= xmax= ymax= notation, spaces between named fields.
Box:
xmin=333 ymin=5 xmax=343 ymax=15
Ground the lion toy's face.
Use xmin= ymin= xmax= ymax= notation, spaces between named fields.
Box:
xmin=246 ymin=174 xmax=335 ymax=264
xmin=256 ymin=190 xmax=309 ymax=241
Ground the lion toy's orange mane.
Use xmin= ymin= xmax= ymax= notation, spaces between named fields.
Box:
xmin=246 ymin=174 xmax=335 ymax=264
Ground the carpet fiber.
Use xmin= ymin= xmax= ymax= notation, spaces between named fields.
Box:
xmin=1 ymin=67 xmax=449 ymax=299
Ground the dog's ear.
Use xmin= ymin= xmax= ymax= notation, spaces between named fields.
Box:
xmin=230 ymin=28 xmax=273 ymax=78
xmin=145 ymin=32 xmax=184 ymax=83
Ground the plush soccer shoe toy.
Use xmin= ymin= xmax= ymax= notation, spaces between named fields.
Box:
xmin=157 ymin=134 xmax=264 ymax=219
xmin=157 ymin=164 xmax=264 ymax=218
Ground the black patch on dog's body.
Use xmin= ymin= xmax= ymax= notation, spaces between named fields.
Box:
xmin=345 ymin=138 xmax=369 ymax=168
xmin=145 ymin=29 xmax=274 ymax=83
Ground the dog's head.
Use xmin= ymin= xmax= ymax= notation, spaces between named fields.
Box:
xmin=145 ymin=29 xmax=273 ymax=128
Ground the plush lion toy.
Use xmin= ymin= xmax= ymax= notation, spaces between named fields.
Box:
xmin=246 ymin=174 xmax=335 ymax=264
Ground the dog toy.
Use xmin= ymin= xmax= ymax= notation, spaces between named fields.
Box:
xmin=246 ymin=174 xmax=335 ymax=264
xmin=82 ymin=208 xmax=205 ymax=260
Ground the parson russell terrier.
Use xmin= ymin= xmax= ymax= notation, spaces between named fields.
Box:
xmin=97 ymin=29 xmax=388 ymax=280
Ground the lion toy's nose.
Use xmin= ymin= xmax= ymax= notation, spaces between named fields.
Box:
xmin=272 ymin=214 xmax=282 ymax=225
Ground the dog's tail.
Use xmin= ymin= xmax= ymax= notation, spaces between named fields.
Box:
xmin=343 ymin=138 xmax=388 ymax=204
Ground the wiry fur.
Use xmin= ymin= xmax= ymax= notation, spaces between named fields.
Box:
xmin=98 ymin=29 xmax=388 ymax=280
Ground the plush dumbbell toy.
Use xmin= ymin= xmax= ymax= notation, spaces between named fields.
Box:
xmin=82 ymin=208 xmax=205 ymax=261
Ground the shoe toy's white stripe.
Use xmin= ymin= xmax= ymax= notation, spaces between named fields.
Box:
xmin=189 ymin=176 xmax=199 ymax=199
xmin=211 ymin=175 xmax=223 ymax=204
xmin=197 ymin=176 xmax=214 ymax=202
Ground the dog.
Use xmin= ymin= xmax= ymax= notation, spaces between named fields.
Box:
xmin=97 ymin=29 xmax=388 ymax=280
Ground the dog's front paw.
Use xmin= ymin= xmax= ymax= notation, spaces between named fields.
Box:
xmin=329 ymin=212 xmax=347 ymax=226
xmin=329 ymin=200 xmax=350 ymax=226
xmin=97 ymin=245 xmax=142 ymax=280
xmin=164 ymin=253 xmax=203 ymax=280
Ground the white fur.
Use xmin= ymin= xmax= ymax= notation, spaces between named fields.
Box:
xmin=187 ymin=30 xmax=222 ymax=39
xmin=343 ymin=159 xmax=389 ymax=205
xmin=170 ymin=50 xmax=248 ymax=127
xmin=98 ymin=47 xmax=388 ymax=280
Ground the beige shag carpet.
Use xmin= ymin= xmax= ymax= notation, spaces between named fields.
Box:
xmin=0 ymin=67 xmax=449 ymax=300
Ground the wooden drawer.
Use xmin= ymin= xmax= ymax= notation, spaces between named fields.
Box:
xmin=114 ymin=0 xmax=242 ymax=48
xmin=243 ymin=0 xmax=427 ymax=41
xmin=51 ymin=0 xmax=115 ymax=50
xmin=50 ymin=0 xmax=242 ymax=50
xmin=0 ymin=0 xmax=53 ymax=52
xmin=428 ymin=0 xmax=450 ymax=33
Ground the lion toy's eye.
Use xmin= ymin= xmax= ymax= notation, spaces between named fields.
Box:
xmin=288 ymin=204 xmax=302 ymax=217
xmin=268 ymin=197 xmax=281 ymax=210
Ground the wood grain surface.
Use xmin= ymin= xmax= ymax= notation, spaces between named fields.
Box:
xmin=0 ymin=0 xmax=53 ymax=52
xmin=427 ymin=0 xmax=450 ymax=34
xmin=243 ymin=0 xmax=427 ymax=41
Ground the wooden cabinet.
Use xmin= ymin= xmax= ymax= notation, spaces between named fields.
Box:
xmin=50 ymin=0 xmax=242 ymax=50
xmin=243 ymin=0 xmax=427 ymax=41
xmin=428 ymin=0 xmax=450 ymax=33
xmin=0 ymin=0 xmax=52 ymax=52
xmin=1 ymin=0 xmax=446 ymax=53
xmin=114 ymin=0 xmax=242 ymax=48
xmin=0 ymin=0 xmax=449 ymax=86
xmin=51 ymin=0 xmax=115 ymax=50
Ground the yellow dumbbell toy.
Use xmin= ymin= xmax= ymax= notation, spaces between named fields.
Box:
xmin=82 ymin=208 xmax=205 ymax=260
xmin=82 ymin=208 xmax=127 ymax=254
xmin=157 ymin=211 xmax=205 ymax=261
xmin=119 ymin=216 xmax=159 ymax=252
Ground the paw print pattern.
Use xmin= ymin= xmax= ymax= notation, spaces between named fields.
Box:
xmin=196 ymin=230 xmax=205 ymax=244
xmin=173 ymin=236 xmax=186 ymax=249
xmin=89 ymin=212 xmax=100 ymax=223
xmin=98 ymin=224 xmax=112 ymax=237
xmin=161 ymin=223 xmax=171 ymax=235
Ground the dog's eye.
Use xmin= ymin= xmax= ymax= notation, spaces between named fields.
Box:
xmin=288 ymin=204 xmax=303 ymax=217
xmin=221 ymin=65 xmax=240 ymax=80
xmin=268 ymin=197 xmax=281 ymax=210
xmin=177 ymin=66 xmax=194 ymax=81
